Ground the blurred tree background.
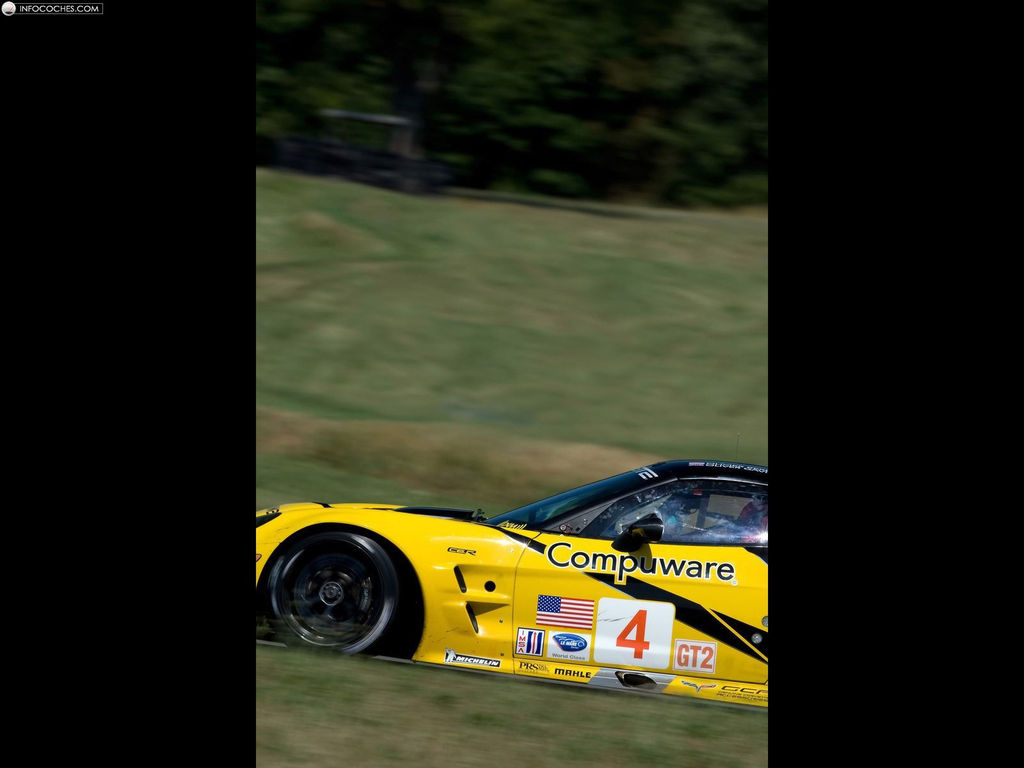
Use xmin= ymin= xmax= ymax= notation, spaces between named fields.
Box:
xmin=256 ymin=0 xmax=767 ymax=208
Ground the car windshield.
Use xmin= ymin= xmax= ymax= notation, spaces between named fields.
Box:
xmin=485 ymin=470 xmax=650 ymax=528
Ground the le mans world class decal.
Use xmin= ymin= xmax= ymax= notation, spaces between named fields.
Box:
xmin=594 ymin=597 xmax=675 ymax=669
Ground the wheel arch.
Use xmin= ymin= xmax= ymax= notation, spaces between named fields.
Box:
xmin=257 ymin=522 xmax=425 ymax=658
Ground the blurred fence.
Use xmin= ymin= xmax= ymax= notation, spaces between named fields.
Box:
xmin=271 ymin=109 xmax=451 ymax=194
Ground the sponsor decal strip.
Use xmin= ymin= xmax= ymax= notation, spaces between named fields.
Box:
xmin=546 ymin=541 xmax=736 ymax=585
xmin=443 ymin=648 xmax=501 ymax=668
xmin=713 ymin=685 xmax=768 ymax=704
xmin=585 ymin=573 xmax=768 ymax=663
xmin=554 ymin=667 xmax=592 ymax=679
xmin=697 ymin=461 xmax=767 ymax=473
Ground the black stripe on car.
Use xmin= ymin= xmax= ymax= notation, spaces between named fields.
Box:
xmin=495 ymin=528 xmax=547 ymax=553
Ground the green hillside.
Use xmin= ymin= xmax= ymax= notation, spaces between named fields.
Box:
xmin=256 ymin=168 xmax=767 ymax=514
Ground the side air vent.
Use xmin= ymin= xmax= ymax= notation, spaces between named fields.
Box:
xmin=465 ymin=603 xmax=479 ymax=633
xmin=453 ymin=566 xmax=467 ymax=593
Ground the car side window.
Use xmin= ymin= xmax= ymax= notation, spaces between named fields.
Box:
xmin=589 ymin=482 xmax=680 ymax=538
xmin=661 ymin=486 xmax=767 ymax=544
xmin=582 ymin=480 xmax=767 ymax=545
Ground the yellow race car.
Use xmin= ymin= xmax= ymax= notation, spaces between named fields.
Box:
xmin=256 ymin=459 xmax=768 ymax=707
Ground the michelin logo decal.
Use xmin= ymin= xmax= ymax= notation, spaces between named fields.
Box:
xmin=444 ymin=648 xmax=501 ymax=668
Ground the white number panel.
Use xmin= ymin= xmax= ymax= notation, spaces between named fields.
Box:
xmin=593 ymin=597 xmax=674 ymax=669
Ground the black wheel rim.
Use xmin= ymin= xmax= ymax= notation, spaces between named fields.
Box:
xmin=282 ymin=551 xmax=385 ymax=648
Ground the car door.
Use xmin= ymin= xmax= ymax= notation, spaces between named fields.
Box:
xmin=510 ymin=480 xmax=768 ymax=685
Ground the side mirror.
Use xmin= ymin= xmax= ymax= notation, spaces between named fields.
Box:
xmin=611 ymin=513 xmax=664 ymax=552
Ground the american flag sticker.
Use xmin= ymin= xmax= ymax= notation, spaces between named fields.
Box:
xmin=536 ymin=595 xmax=595 ymax=630
xmin=516 ymin=627 xmax=545 ymax=656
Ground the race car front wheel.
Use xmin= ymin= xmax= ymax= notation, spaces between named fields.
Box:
xmin=268 ymin=532 xmax=399 ymax=654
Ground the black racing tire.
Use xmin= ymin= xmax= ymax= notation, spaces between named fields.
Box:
xmin=267 ymin=532 xmax=399 ymax=654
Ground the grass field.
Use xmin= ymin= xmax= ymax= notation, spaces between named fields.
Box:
xmin=256 ymin=168 xmax=767 ymax=513
xmin=257 ymin=644 xmax=768 ymax=768
xmin=255 ymin=168 xmax=768 ymax=766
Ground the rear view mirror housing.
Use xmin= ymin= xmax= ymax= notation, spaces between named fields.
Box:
xmin=611 ymin=513 xmax=664 ymax=552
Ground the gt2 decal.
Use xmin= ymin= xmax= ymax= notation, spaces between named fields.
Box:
xmin=673 ymin=639 xmax=717 ymax=674
xmin=546 ymin=541 xmax=737 ymax=585
xmin=444 ymin=649 xmax=500 ymax=668
xmin=594 ymin=598 xmax=674 ymax=668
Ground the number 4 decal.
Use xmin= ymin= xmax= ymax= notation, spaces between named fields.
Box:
xmin=616 ymin=609 xmax=651 ymax=658
xmin=594 ymin=598 xmax=674 ymax=668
